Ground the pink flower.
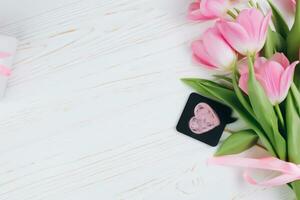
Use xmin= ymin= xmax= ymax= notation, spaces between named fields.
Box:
xmin=238 ymin=53 xmax=299 ymax=105
xmin=217 ymin=8 xmax=271 ymax=55
xmin=290 ymin=0 xmax=296 ymax=6
xmin=188 ymin=0 xmax=233 ymax=21
xmin=191 ymin=25 xmax=237 ymax=71
xmin=282 ymin=0 xmax=296 ymax=12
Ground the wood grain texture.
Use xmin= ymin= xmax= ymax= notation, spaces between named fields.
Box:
xmin=0 ymin=0 xmax=295 ymax=199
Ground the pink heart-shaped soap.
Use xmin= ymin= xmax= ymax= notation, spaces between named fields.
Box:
xmin=189 ymin=102 xmax=220 ymax=134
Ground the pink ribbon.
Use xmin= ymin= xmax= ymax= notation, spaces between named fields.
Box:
xmin=208 ymin=156 xmax=300 ymax=187
xmin=0 ymin=52 xmax=11 ymax=76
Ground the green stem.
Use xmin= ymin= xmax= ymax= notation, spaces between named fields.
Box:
xmin=291 ymin=83 xmax=300 ymax=116
xmin=292 ymin=182 xmax=300 ymax=200
xmin=274 ymin=104 xmax=285 ymax=129
xmin=247 ymin=54 xmax=255 ymax=77
xmin=296 ymin=0 xmax=300 ymax=26
xmin=232 ymin=63 xmax=255 ymax=117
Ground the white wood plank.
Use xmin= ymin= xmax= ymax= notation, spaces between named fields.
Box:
xmin=0 ymin=0 xmax=294 ymax=199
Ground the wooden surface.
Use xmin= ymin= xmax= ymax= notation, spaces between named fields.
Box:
xmin=0 ymin=0 xmax=295 ymax=199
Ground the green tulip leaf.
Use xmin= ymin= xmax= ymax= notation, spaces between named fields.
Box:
xmin=267 ymin=0 xmax=289 ymax=38
xmin=213 ymin=75 xmax=232 ymax=83
xmin=286 ymin=92 xmax=300 ymax=198
xmin=215 ymin=130 xmax=258 ymax=156
xmin=263 ymin=28 xmax=286 ymax=58
xmin=286 ymin=93 xmax=300 ymax=164
xmin=213 ymin=75 xmax=233 ymax=89
xmin=291 ymin=83 xmax=300 ymax=116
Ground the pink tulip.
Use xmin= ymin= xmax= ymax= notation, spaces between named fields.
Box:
xmin=290 ymin=0 xmax=296 ymax=7
xmin=191 ymin=26 xmax=237 ymax=71
xmin=238 ymin=53 xmax=299 ymax=105
xmin=217 ymin=8 xmax=272 ymax=55
xmin=188 ymin=0 xmax=233 ymax=21
xmin=281 ymin=0 xmax=296 ymax=12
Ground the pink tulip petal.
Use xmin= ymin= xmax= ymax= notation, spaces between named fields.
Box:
xmin=191 ymin=25 xmax=236 ymax=71
xmin=238 ymin=54 xmax=296 ymax=104
xmin=188 ymin=10 xmax=211 ymax=20
xmin=200 ymin=0 xmax=226 ymax=18
xmin=279 ymin=61 xmax=299 ymax=102
xmin=202 ymin=27 xmax=236 ymax=68
xmin=238 ymin=57 xmax=249 ymax=75
xmin=188 ymin=1 xmax=220 ymax=20
xmin=0 ymin=64 xmax=11 ymax=76
xmin=217 ymin=20 xmax=250 ymax=55
xmin=218 ymin=8 xmax=270 ymax=54
xmin=188 ymin=2 xmax=206 ymax=20
xmin=237 ymin=9 xmax=264 ymax=42
xmin=271 ymin=53 xmax=290 ymax=69
xmin=238 ymin=71 xmax=272 ymax=99
xmin=189 ymin=2 xmax=200 ymax=11
xmin=0 ymin=52 xmax=11 ymax=59
xmin=255 ymin=57 xmax=268 ymax=68
xmin=188 ymin=2 xmax=204 ymax=20
xmin=257 ymin=61 xmax=284 ymax=104
xmin=281 ymin=0 xmax=296 ymax=12
xmin=192 ymin=40 xmax=216 ymax=68
xmin=258 ymin=11 xmax=272 ymax=50
xmin=238 ymin=57 xmax=267 ymax=75
xmin=238 ymin=74 xmax=249 ymax=94
xmin=193 ymin=54 xmax=218 ymax=70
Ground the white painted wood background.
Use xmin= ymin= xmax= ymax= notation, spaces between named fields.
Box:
xmin=0 ymin=0 xmax=295 ymax=199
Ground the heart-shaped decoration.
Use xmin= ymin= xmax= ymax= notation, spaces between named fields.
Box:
xmin=189 ymin=102 xmax=220 ymax=134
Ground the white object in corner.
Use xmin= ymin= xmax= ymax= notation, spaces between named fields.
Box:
xmin=0 ymin=35 xmax=17 ymax=98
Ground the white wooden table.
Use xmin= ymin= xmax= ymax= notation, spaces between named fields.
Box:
xmin=0 ymin=0 xmax=295 ymax=199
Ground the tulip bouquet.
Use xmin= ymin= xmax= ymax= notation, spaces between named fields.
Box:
xmin=182 ymin=0 xmax=300 ymax=198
